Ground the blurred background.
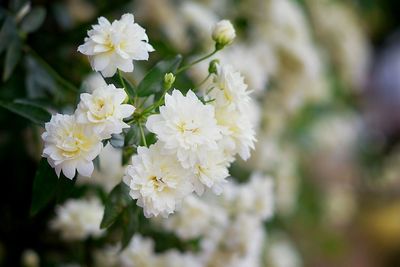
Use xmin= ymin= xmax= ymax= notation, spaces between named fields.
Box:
xmin=2 ymin=0 xmax=400 ymax=266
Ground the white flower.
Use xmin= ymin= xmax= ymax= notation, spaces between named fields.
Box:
xmin=75 ymin=84 xmax=135 ymax=139
xmin=146 ymin=90 xmax=222 ymax=168
xmin=246 ymin=173 xmax=275 ymax=220
xmin=42 ymin=114 xmax=103 ymax=179
xmin=214 ymin=104 xmax=256 ymax=160
xmin=161 ymin=195 xmax=215 ymax=240
xmin=120 ymin=234 xmax=159 ymax=267
xmin=123 ymin=142 xmax=193 ymax=218
xmin=212 ymin=20 xmax=236 ymax=47
xmin=210 ymin=64 xmax=251 ymax=112
xmin=78 ymin=13 xmax=154 ymax=77
xmin=191 ymin=150 xmax=230 ymax=195
xmin=50 ymin=198 xmax=104 ymax=241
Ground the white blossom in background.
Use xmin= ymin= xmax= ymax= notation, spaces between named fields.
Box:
xmin=146 ymin=89 xmax=222 ymax=168
xmin=42 ymin=114 xmax=103 ymax=179
xmin=50 ymin=198 xmax=104 ymax=241
xmin=267 ymin=237 xmax=302 ymax=267
xmin=78 ymin=13 xmax=154 ymax=77
xmin=161 ymin=195 xmax=224 ymax=240
xmin=75 ymin=84 xmax=135 ymax=139
xmin=78 ymin=144 xmax=125 ymax=192
xmin=221 ymin=174 xmax=274 ymax=220
xmin=119 ymin=235 xmax=160 ymax=267
xmin=93 ymin=246 xmax=120 ymax=267
xmin=159 ymin=250 xmax=202 ymax=267
xmin=123 ymin=142 xmax=193 ymax=218
xmin=212 ymin=20 xmax=236 ymax=47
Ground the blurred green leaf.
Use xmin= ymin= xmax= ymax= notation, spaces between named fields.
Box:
xmin=30 ymin=159 xmax=76 ymax=216
xmin=3 ymin=37 xmax=22 ymax=81
xmin=0 ymin=99 xmax=51 ymax=126
xmin=100 ymin=182 xmax=131 ymax=229
xmin=124 ymin=125 xmax=140 ymax=146
xmin=20 ymin=7 xmax=46 ymax=33
xmin=137 ymin=55 xmax=182 ymax=97
xmin=0 ymin=16 xmax=17 ymax=54
xmin=121 ymin=202 xmax=139 ymax=250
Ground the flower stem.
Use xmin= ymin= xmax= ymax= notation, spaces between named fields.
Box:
xmin=176 ymin=49 xmax=219 ymax=74
xmin=24 ymin=45 xmax=78 ymax=92
xmin=138 ymin=123 xmax=148 ymax=147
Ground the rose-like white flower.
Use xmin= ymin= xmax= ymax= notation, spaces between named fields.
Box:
xmin=42 ymin=114 xmax=103 ymax=179
xmin=210 ymin=64 xmax=251 ymax=112
xmin=78 ymin=13 xmax=154 ymax=77
xmin=212 ymin=20 xmax=236 ymax=47
xmin=75 ymin=84 xmax=135 ymax=139
xmin=146 ymin=89 xmax=222 ymax=168
xmin=191 ymin=150 xmax=230 ymax=195
xmin=50 ymin=198 xmax=104 ymax=241
xmin=123 ymin=142 xmax=193 ymax=218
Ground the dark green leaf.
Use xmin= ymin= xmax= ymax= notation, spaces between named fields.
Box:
xmin=20 ymin=7 xmax=46 ymax=33
xmin=3 ymin=37 xmax=22 ymax=81
xmin=137 ymin=55 xmax=182 ymax=97
xmin=124 ymin=125 xmax=140 ymax=146
xmin=121 ymin=203 xmax=139 ymax=250
xmin=100 ymin=182 xmax=131 ymax=229
xmin=0 ymin=17 xmax=17 ymax=54
xmin=30 ymin=159 xmax=58 ymax=216
xmin=30 ymin=159 xmax=77 ymax=216
xmin=10 ymin=0 xmax=29 ymax=12
xmin=122 ymin=146 xmax=136 ymax=165
xmin=0 ymin=99 xmax=51 ymax=126
xmin=122 ymin=76 xmax=136 ymax=103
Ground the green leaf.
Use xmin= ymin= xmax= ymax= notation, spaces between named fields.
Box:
xmin=124 ymin=125 xmax=140 ymax=146
xmin=121 ymin=203 xmax=139 ymax=250
xmin=30 ymin=159 xmax=76 ymax=216
xmin=121 ymin=75 xmax=136 ymax=103
xmin=0 ymin=99 xmax=51 ymax=126
xmin=0 ymin=16 xmax=17 ymax=54
xmin=3 ymin=37 xmax=22 ymax=81
xmin=100 ymin=182 xmax=131 ymax=229
xmin=137 ymin=55 xmax=182 ymax=97
xmin=20 ymin=7 xmax=46 ymax=33
xmin=30 ymin=159 xmax=58 ymax=216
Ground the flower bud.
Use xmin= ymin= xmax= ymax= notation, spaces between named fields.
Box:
xmin=208 ymin=59 xmax=220 ymax=74
xmin=163 ymin=72 xmax=176 ymax=90
xmin=212 ymin=20 xmax=236 ymax=50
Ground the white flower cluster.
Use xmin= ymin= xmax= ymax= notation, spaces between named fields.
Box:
xmin=95 ymin=172 xmax=274 ymax=267
xmin=94 ymin=234 xmax=202 ymax=267
xmin=50 ymin=198 xmax=104 ymax=240
xmin=123 ymin=63 xmax=256 ymax=218
xmin=42 ymin=83 xmax=135 ymax=179
xmin=42 ymin=13 xmax=149 ymax=179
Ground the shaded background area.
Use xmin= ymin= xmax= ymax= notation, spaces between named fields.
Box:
xmin=2 ymin=0 xmax=400 ymax=266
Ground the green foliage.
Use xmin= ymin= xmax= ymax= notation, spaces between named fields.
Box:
xmin=20 ymin=7 xmax=46 ymax=33
xmin=30 ymin=159 xmax=76 ymax=216
xmin=0 ymin=98 xmax=51 ymax=126
xmin=137 ymin=55 xmax=182 ymax=97
xmin=100 ymin=182 xmax=132 ymax=229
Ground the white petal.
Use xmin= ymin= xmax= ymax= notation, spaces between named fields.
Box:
xmin=77 ymin=161 xmax=94 ymax=177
